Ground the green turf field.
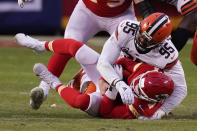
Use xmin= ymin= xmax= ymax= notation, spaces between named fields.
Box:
xmin=0 ymin=40 xmax=197 ymax=131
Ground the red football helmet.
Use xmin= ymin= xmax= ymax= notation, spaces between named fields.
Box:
xmin=131 ymin=71 xmax=174 ymax=102
xmin=135 ymin=12 xmax=172 ymax=52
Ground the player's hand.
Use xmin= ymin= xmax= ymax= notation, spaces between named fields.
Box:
xmin=113 ymin=64 xmax=123 ymax=79
xmin=18 ymin=0 xmax=32 ymax=8
xmin=138 ymin=116 xmax=149 ymax=120
xmin=138 ymin=109 xmax=166 ymax=120
xmin=150 ymin=109 xmax=166 ymax=120
xmin=99 ymin=79 xmax=110 ymax=95
xmin=115 ymin=80 xmax=134 ymax=105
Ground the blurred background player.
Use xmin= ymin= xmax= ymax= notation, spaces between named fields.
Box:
xmin=97 ymin=12 xmax=187 ymax=119
xmin=17 ymin=0 xmax=138 ymax=105
xmin=32 ymin=57 xmax=174 ymax=119
xmin=133 ymin=0 xmax=197 ymax=64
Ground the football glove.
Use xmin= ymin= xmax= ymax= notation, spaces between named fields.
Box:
xmin=115 ymin=80 xmax=134 ymax=105
xmin=113 ymin=64 xmax=123 ymax=79
xmin=138 ymin=109 xmax=166 ymax=120
xmin=150 ymin=109 xmax=166 ymax=120
xmin=18 ymin=0 xmax=32 ymax=8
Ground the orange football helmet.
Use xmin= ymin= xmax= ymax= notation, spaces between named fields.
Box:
xmin=131 ymin=71 xmax=174 ymax=102
xmin=135 ymin=12 xmax=172 ymax=52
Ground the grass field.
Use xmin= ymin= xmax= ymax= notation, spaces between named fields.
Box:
xmin=0 ymin=37 xmax=197 ymax=131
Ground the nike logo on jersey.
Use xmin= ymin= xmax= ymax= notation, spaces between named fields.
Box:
xmin=115 ymin=27 xmax=119 ymax=40
xmin=120 ymin=22 xmax=125 ymax=28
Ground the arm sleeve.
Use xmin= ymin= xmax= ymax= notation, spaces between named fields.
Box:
xmin=97 ymin=35 xmax=122 ymax=85
xmin=161 ymin=61 xmax=187 ymax=114
xmin=97 ymin=19 xmax=136 ymax=85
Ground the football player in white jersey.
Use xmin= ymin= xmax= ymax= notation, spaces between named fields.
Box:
xmin=134 ymin=0 xmax=197 ymax=65
xmin=97 ymin=12 xmax=187 ymax=119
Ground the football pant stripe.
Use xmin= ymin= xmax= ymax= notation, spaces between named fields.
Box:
xmin=48 ymin=41 xmax=54 ymax=52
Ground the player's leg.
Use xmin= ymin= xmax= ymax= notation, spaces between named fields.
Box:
xmin=103 ymin=6 xmax=137 ymax=35
xmin=15 ymin=36 xmax=100 ymax=85
xmin=64 ymin=0 xmax=100 ymax=42
xmin=25 ymin=38 xmax=100 ymax=109
xmin=44 ymin=39 xmax=101 ymax=86
xmin=171 ymin=12 xmax=197 ymax=51
xmin=33 ymin=63 xmax=102 ymax=116
xmin=171 ymin=0 xmax=197 ymax=51
xmin=190 ymin=30 xmax=197 ymax=65
xmin=29 ymin=53 xmax=70 ymax=109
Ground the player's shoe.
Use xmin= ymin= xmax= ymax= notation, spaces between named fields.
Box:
xmin=29 ymin=81 xmax=49 ymax=110
xmin=33 ymin=63 xmax=61 ymax=89
xmin=30 ymin=86 xmax=46 ymax=110
xmin=15 ymin=33 xmax=46 ymax=53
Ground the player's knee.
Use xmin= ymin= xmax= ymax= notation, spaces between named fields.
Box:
xmin=67 ymin=39 xmax=84 ymax=56
xmin=64 ymin=32 xmax=85 ymax=43
xmin=75 ymin=45 xmax=99 ymax=65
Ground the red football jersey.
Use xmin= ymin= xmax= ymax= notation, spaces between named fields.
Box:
xmin=82 ymin=0 xmax=132 ymax=17
xmin=99 ymin=58 xmax=163 ymax=119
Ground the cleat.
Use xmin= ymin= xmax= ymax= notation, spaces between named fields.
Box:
xmin=15 ymin=33 xmax=46 ymax=53
xmin=33 ymin=63 xmax=61 ymax=89
xmin=30 ymin=87 xmax=45 ymax=110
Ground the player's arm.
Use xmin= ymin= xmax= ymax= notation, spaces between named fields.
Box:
xmin=18 ymin=0 xmax=32 ymax=8
xmin=115 ymin=57 xmax=138 ymax=74
xmin=97 ymin=36 xmax=122 ymax=86
xmin=100 ymin=88 xmax=134 ymax=119
xmin=160 ymin=61 xmax=187 ymax=115
xmin=97 ymin=20 xmax=134 ymax=105
xmin=144 ymin=61 xmax=187 ymax=120
xmin=97 ymin=35 xmax=134 ymax=105
xmin=149 ymin=41 xmax=186 ymax=119
xmin=133 ymin=0 xmax=155 ymax=19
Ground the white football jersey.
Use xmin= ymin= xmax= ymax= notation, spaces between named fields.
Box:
xmin=113 ymin=20 xmax=178 ymax=69
xmin=97 ymin=19 xmax=187 ymax=114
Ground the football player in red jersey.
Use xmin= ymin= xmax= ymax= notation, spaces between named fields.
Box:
xmin=15 ymin=13 xmax=186 ymax=119
xmin=17 ymin=0 xmax=138 ymax=107
xmin=32 ymin=56 xmax=174 ymax=119
xmin=99 ymin=57 xmax=174 ymax=119
xmin=134 ymin=0 xmax=197 ymax=65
